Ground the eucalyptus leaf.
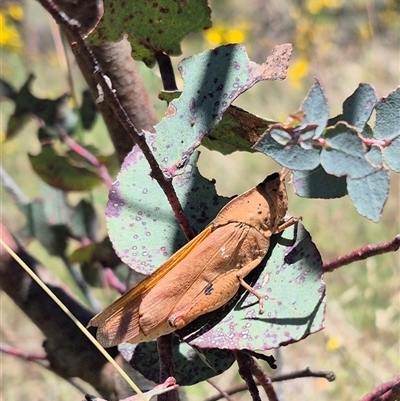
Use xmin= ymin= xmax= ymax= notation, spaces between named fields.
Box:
xmin=119 ymin=341 xmax=235 ymax=386
xmin=29 ymin=144 xmax=103 ymax=191
xmin=254 ymin=132 xmax=321 ymax=171
xmin=292 ymin=167 xmax=347 ymax=199
xmin=341 ymin=83 xmax=377 ymax=131
xmin=374 ymin=87 xmax=400 ymax=140
xmin=152 ymin=44 xmax=292 ymax=175
xmin=320 ymin=123 xmax=375 ymax=179
xmin=300 ymin=79 xmax=329 ymax=138
xmin=347 ymin=168 xmax=390 ymax=222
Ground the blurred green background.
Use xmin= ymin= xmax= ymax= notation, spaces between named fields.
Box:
xmin=1 ymin=0 xmax=399 ymax=399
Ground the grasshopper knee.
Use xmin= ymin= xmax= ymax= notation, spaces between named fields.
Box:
xmin=168 ymin=315 xmax=186 ymax=329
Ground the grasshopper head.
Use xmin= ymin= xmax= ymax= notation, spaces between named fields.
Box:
xmin=213 ymin=171 xmax=289 ymax=237
xmin=255 ymin=171 xmax=288 ymax=234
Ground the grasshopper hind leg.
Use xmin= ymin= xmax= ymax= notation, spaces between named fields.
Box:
xmin=169 ymin=257 xmax=265 ymax=329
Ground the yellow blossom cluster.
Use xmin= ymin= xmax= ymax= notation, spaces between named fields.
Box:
xmin=0 ymin=3 xmax=24 ymax=51
xmin=305 ymin=0 xmax=342 ymax=15
xmin=204 ymin=22 xmax=249 ymax=46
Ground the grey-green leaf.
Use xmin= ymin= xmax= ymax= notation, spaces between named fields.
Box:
xmin=384 ymin=136 xmax=400 ymax=172
xmin=253 ymin=132 xmax=321 ymax=170
xmin=374 ymin=88 xmax=400 ymax=173
xmin=119 ymin=341 xmax=235 ymax=386
xmin=320 ymin=123 xmax=375 ymax=179
xmin=152 ymin=44 xmax=292 ymax=175
xmin=301 ymin=79 xmax=329 ymax=138
xmin=292 ymin=167 xmax=347 ymax=198
xmin=342 ymin=83 xmax=377 ymax=131
xmin=365 ymin=146 xmax=383 ymax=168
xmin=347 ymin=168 xmax=390 ymax=222
xmin=374 ymin=87 xmax=400 ymax=140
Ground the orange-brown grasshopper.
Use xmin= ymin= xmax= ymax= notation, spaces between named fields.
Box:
xmin=89 ymin=170 xmax=298 ymax=347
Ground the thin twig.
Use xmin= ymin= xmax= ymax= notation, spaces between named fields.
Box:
xmin=157 ymin=335 xmax=177 ymax=401
xmin=251 ymin=359 xmax=278 ymax=401
xmin=269 ymin=367 xmax=336 ymax=383
xmin=204 ymin=367 xmax=336 ymax=401
xmin=1 ymin=342 xmax=47 ymax=360
xmin=156 ymin=53 xmax=178 ymax=91
xmin=207 ymin=379 xmax=236 ymax=401
xmin=234 ymin=351 xmax=261 ymax=401
xmin=37 ymin=0 xmax=195 ymax=241
xmin=323 ymin=234 xmax=400 ymax=272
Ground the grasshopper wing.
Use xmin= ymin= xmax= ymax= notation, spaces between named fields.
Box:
xmin=88 ymin=225 xmax=213 ymax=347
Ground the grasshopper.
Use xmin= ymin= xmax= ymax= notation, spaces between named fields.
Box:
xmin=89 ymin=170 xmax=297 ymax=347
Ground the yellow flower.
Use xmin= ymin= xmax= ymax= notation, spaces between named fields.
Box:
xmin=204 ymin=22 xmax=248 ymax=46
xmin=306 ymin=0 xmax=342 ymax=14
xmin=226 ymin=28 xmax=246 ymax=44
xmin=6 ymin=3 xmax=24 ymax=20
xmin=0 ymin=10 xmax=22 ymax=50
xmin=326 ymin=336 xmax=341 ymax=351
xmin=358 ymin=24 xmax=371 ymax=40
xmin=306 ymin=0 xmax=325 ymax=15
xmin=288 ymin=58 xmax=309 ymax=89
xmin=323 ymin=0 xmax=342 ymax=9
xmin=205 ymin=25 xmax=224 ymax=46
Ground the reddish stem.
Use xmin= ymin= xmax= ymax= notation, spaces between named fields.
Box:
xmin=323 ymin=234 xmax=400 ymax=272
xmin=359 ymin=375 xmax=400 ymax=401
xmin=103 ymin=267 xmax=127 ymax=294
xmin=204 ymin=367 xmax=335 ymax=401
xmin=0 ymin=343 xmax=47 ymax=360
xmin=362 ymin=136 xmax=397 ymax=147
xmin=58 ymin=127 xmax=114 ymax=188
xmin=251 ymin=360 xmax=278 ymax=401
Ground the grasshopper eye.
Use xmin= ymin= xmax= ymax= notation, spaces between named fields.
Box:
xmin=264 ymin=172 xmax=280 ymax=182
